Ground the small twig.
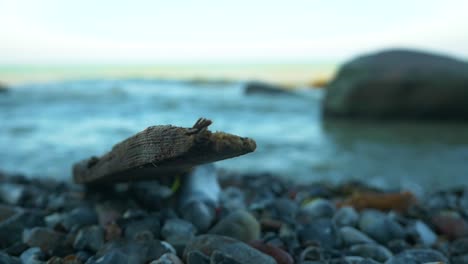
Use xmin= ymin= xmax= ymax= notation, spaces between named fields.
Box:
xmin=186 ymin=118 xmax=212 ymax=135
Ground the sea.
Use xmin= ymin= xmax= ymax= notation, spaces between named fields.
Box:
xmin=1 ymin=79 xmax=468 ymax=192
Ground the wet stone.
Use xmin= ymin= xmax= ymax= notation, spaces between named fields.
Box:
xmin=92 ymin=249 xmax=129 ymax=264
xmin=209 ymin=210 xmax=260 ymax=242
xmin=269 ymin=198 xmax=298 ymax=223
xmin=150 ymin=253 xmax=184 ymax=264
xmin=410 ymin=220 xmax=437 ymax=247
xmin=339 ymin=226 xmax=376 ymax=246
xmin=161 ymin=218 xmax=197 ymax=254
xmin=333 ymin=206 xmax=359 ymax=227
xmin=187 ymin=250 xmax=210 ymax=264
xmin=124 ymin=215 xmax=160 ymax=240
xmin=0 ymin=210 xmax=44 ymax=249
xmin=0 ymin=252 xmax=21 ymax=264
xmin=358 ymin=210 xmax=405 ymax=244
xmin=298 ymin=198 xmax=336 ymax=221
xmin=298 ymin=218 xmax=340 ymax=249
xmin=20 ymin=247 xmax=46 ymax=264
xmin=220 ymin=187 xmax=246 ymax=211
xmin=386 ymin=239 xmax=410 ymax=254
xmin=348 ymin=244 xmax=393 ymax=262
xmin=62 ymin=206 xmax=98 ymax=231
xmin=73 ymin=225 xmax=105 ymax=252
xmin=210 ymin=250 xmax=242 ymax=264
xmin=23 ymin=227 xmax=66 ymax=254
xmin=384 ymin=249 xmax=448 ymax=264
xmin=184 ymin=235 xmax=276 ymax=264
xmin=451 ymin=237 xmax=468 ymax=256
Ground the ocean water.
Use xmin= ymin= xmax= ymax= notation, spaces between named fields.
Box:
xmin=1 ymin=79 xmax=467 ymax=191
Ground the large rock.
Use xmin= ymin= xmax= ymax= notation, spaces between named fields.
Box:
xmin=244 ymin=81 xmax=293 ymax=96
xmin=323 ymin=49 xmax=468 ymax=120
xmin=0 ymin=83 xmax=8 ymax=93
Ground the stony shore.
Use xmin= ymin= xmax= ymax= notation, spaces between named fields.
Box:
xmin=0 ymin=170 xmax=467 ymax=264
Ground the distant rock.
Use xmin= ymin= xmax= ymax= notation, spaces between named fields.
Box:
xmin=323 ymin=49 xmax=468 ymax=120
xmin=0 ymin=83 xmax=8 ymax=93
xmin=244 ymin=81 xmax=294 ymax=96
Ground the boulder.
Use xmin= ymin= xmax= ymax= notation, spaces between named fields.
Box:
xmin=0 ymin=83 xmax=8 ymax=93
xmin=323 ymin=49 xmax=468 ymax=120
xmin=244 ymin=81 xmax=293 ymax=96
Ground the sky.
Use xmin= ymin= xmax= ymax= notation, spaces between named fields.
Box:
xmin=1 ymin=0 xmax=468 ymax=65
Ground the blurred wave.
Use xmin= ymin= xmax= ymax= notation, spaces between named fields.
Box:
xmin=0 ymin=79 xmax=467 ymax=191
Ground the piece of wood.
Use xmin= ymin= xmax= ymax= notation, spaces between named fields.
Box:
xmin=73 ymin=118 xmax=256 ymax=184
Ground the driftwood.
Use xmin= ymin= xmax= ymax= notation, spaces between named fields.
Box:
xmin=73 ymin=118 xmax=256 ymax=184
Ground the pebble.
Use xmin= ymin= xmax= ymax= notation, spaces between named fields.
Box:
xmin=92 ymin=249 xmax=129 ymax=264
xmin=184 ymin=235 xmax=276 ymax=264
xmin=73 ymin=225 xmax=105 ymax=252
xmin=0 ymin=183 xmax=26 ymax=205
xmin=384 ymin=249 xmax=448 ymax=264
xmin=124 ymin=215 xmax=160 ymax=240
xmin=209 ymin=210 xmax=260 ymax=242
xmin=411 ymin=220 xmax=437 ymax=246
xmin=22 ymin=227 xmax=66 ymax=254
xmin=339 ymin=226 xmax=376 ymax=246
xmin=150 ymin=253 xmax=183 ymax=264
xmin=186 ymin=250 xmax=210 ymax=264
xmin=270 ymin=198 xmax=298 ymax=222
xmin=431 ymin=211 xmax=468 ymax=240
xmin=249 ymin=240 xmax=294 ymax=264
xmin=0 ymin=210 xmax=44 ymax=249
xmin=298 ymin=198 xmax=336 ymax=221
xmin=0 ymin=252 xmax=21 ymax=264
xmin=348 ymin=244 xmax=393 ymax=262
xmin=62 ymin=206 xmax=98 ymax=231
xmin=358 ymin=210 xmax=405 ymax=244
xmin=333 ymin=206 xmax=359 ymax=227
xmin=298 ymin=218 xmax=340 ymax=248
xmin=0 ymin=205 xmax=19 ymax=222
xmin=220 ymin=187 xmax=246 ymax=211
xmin=20 ymin=247 xmax=45 ymax=264
xmin=179 ymin=164 xmax=220 ymax=232
xmin=162 ymin=218 xmax=197 ymax=241
xmin=210 ymin=250 xmax=242 ymax=264
xmin=343 ymin=256 xmax=381 ymax=264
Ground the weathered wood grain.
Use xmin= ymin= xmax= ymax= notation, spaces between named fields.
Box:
xmin=72 ymin=118 xmax=256 ymax=184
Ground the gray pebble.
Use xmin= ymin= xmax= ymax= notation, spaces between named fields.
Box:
xmin=333 ymin=206 xmax=359 ymax=227
xmin=74 ymin=225 xmax=105 ymax=252
xmin=209 ymin=210 xmax=260 ymax=242
xmin=299 ymin=218 xmax=340 ymax=248
xmin=0 ymin=252 xmax=21 ymax=264
xmin=349 ymin=244 xmax=393 ymax=262
xmin=94 ymin=249 xmax=129 ymax=264
xmin=20 ymin=247 xmax=45 ymax=264
xmin=22 ymin=227 xmax=66 ymax=254
xmin=412 ymin=220 xmax=437 ymax=247
xmin=184 ymin=235 xmax=276 ymax=264
xmin=359 ymin=210 xmax=405 ymax=244
xmin=339 ymin=226 xmax=376 ymax=246
xmin=124 ymin=215 xmax=160 ymax=240
xmin=162 ymin=218 xmax=197 ymax=242
xmin=186 ymin=250 xmax=210 ymax=264
xmin=299 ymin=198 xmax=336 ymax=221
xmin=62 ymin=206 xmax=98 ymax=231
xmin=150 ymin=253 xmax=183 ymax=264
xmin=220 ymin=187 xmax=246 ymax=211
xmin=385 ymin=249 xmax=448 ymax=264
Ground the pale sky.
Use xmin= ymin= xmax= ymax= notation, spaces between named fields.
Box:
xmin=1 ymin=0 xmax=468 ymax=64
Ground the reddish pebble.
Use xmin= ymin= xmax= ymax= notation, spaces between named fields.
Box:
xmin=105 ymin=222 xmax=122 ymax=241
xmin=249 ymin=240 xmax=294 ymax=264
xmin=432 ymin=212 xmax=468 ymax=240
xmin=260 ymin=219 xmax=283 ymax=232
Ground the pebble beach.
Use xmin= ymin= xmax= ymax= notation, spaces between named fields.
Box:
xmin=1 ymin=168 xmax=467 ymax=264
